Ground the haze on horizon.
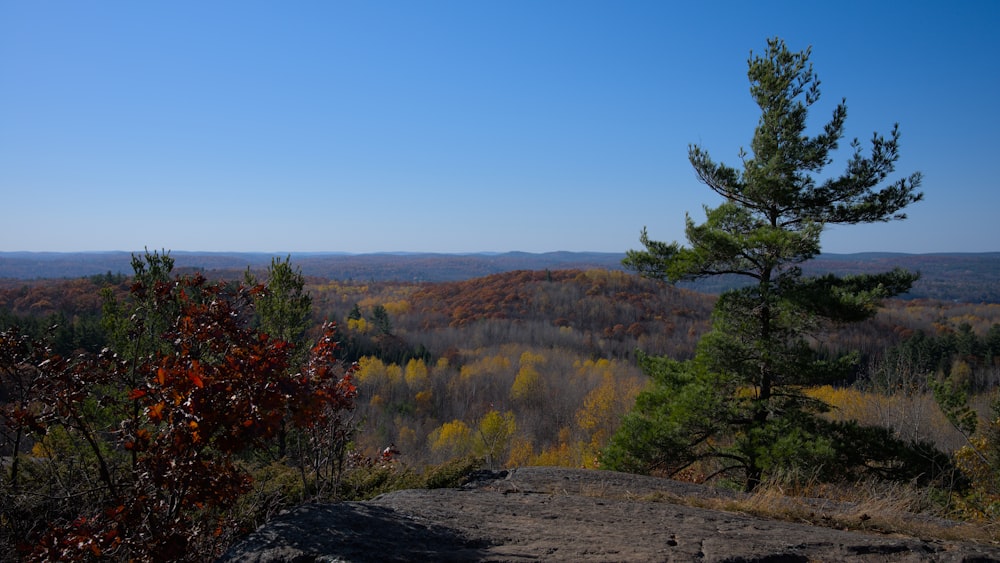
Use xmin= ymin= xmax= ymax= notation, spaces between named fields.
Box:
xmin=2 ymin=2 xmax=998 ymax=255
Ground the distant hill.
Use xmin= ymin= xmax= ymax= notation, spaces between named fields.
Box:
xmin=1 ymin=250 xmax=998 ymax=303
xmin=0 ymin=251 xmax=626 ymax=281
xmin=807 ymin=252 xmax=1000 ymax=302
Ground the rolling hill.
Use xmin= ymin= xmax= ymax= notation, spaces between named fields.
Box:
xmin=1 ymin=251 xmax=997 ymax=302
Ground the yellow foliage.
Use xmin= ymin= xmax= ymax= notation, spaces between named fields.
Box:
xmin=506 ymin=437 xmax=534 ymax=467
xmin=955 ymin=437 xmax=993 ymax=485
xmin=459 ymin=355 xmax=511 ymax=380
xmin=31 ymin=441 xmax=49 ymax=458
xmin=477 ymin=410 xmax=517 ymax=468
xmin=347 ymin=317 xmax=371 ymax=334
xmin=575 ymin=358 xmax=613 ymax=378
xmin=577 ymin=374 xmax=616 ymax=431
xmin=404 ymin=358 xmax=429 ymax=389
xmin=951 ymin=415 xmax=1000 ymax=522
xmin=526 ymin=427 xmax=588 ymax=467
xmin=354 ymin=356 xmax=386 ymax=384
xmin=804 ymin=386 xmax=960 ymax=455
xmin=386 ymin=363 xmax=402 ymax=384
xmin=311 ymin=281 xmax=368 ymax=296
xmin=510 ymin=364 xmax=541 ymax=402
xmin=519 ymin=350 xmax=545 ymax=367
xmin=459 ymin=365 xmax=474 ymax=380
xmin=429 ymin=420 xmax=475 ymax=457
xmin=383 ymin=299 xmax=410 ymax=316
xmin=806 ymin=385 xmax=872 ymax=422
xmin=478 ymin=410 xmax=516 ymax=440
xmin=806 ymin=385 xmax=936 ymax=427
xmin=531 ymin=443 xmax=572 ymax=467
xmin=579 ymin=441 xmax=601 ymax=469
xmin=576 ymin=371 xmax=643 ymax=457
xmin=414 ymin=390 xmax=433 ymax=413
xmin=558 ymin=427 xmax=571 ymax=443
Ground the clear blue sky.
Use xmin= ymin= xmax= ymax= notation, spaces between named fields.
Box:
xmin=2 ymin=1 xmax=997 ymax=254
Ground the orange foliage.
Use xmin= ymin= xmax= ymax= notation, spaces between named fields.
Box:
xmin=4 ymin=274 xmax=356 ymax=561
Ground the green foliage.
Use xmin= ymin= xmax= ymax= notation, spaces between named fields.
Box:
xmin=347 ymin=303 xmax=363 ymax=321
xmin=932 ymin=386 xmax=1000 ymax=522
xmin=931 ymin=373 xmax=979 ymax=438
xmin=601 ymin=353 xmax=725 ymax=475
xmin=339 ymin=460 xmax=419 ymax=501
xmin=339 ymin=454 xmax=481 ymax=501
xmin=611 ymin=38 xmax=927 ymax=491
xmin=0 ymin=254 xmax=358 ymax=561
xmin=101 ymin=248 xmax=177 ymax=363
xmin=370 ymin=304 xmax=392 ymax=335
xmin=867 ymin=323 xmax=1000 ymax=394
xmin=246 ymin=256 xmax=313 ymax=363
xmin=421 ymin=455 xmax=482 ymax=489
xmin=246 ymin=256 xmax=317 ymax=460
xmin=606 ymin=352 xmax=953 ymax=486
xmin=227 ymin=461 xmax=307 ymax=544
xmin=7 ymin=246 xmax=1000 ymax=556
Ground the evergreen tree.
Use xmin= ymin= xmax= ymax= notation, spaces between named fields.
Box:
xmin=347 ymin=303 xmax=363 ymax=321
xmin=370 ymin=304 xmax=392 ymax=335
xmin=101 ymin=249 xmax=178 ymax=388
xmin=246 ymin=256 xmax=315 ymax=459
xmin=605 ymin=38 xmax=930 ymax=490
xmin=246 ymin=256 xmax=313 ymax=364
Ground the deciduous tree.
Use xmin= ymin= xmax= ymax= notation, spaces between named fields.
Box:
xmin=476 ymin=409 xmax=516 ymax=470
xmin=3 ymin=253 xmax=357 ymax=561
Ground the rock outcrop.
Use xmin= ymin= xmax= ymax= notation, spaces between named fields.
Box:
xmin=220 ymin=467 xmax=1000 ymax=562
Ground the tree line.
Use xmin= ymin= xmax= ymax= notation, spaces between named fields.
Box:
xmin=6 ymin=37 xmax=1000 ymax=559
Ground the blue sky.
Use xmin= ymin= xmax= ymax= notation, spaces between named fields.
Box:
xmin=1 ymin=1 xmax=997 ymax=254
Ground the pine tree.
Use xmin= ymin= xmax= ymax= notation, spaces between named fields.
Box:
xmin=246 ymin=256 xmax=314 ymax=459
xmin=247 ymin=256 xmax=313 ymax=363
xmin=604 ymin=38 xmax=933 ymax=491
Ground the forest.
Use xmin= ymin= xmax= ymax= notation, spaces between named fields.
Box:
xmin=2 ymin=252 xmax=1000 ymax=559
xmin=2 ymin=250 xmax=998 ymax=302
xmin=5 ymin=36 xmax=1000 ymax=562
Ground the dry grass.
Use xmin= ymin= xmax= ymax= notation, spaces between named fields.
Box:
xmin=562 ymin=472 xmax=993 ymax=544
xmin=661 ymin=476 xmax=996 ymax=545
xmin=734 ymin=479 xmax=991 ymax=543
xmin=528 ymin=467 xmax=998 ymax=545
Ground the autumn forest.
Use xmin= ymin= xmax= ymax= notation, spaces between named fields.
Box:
xmin=2 ymin=251 xmax=1000 ymax=559
xmin=3 ymin=258 xmax=1000 ymax=466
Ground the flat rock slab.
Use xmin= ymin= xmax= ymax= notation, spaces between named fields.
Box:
xmin=220 ymin=467 xmax=1000 ymax=562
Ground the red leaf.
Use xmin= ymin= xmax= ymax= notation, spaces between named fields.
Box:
xmin=189 ymin=359 xmax=204 ymax=388
xmin=148 ymin=403 xmax=165 ymax=422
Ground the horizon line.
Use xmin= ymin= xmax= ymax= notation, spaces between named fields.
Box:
xmin=2 ymin=250 xmax=1000 ymax=256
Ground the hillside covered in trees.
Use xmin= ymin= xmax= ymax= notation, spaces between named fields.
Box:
xmin=2 ymin=250 xmax=998 ymax=302
xmin=3 ymin=264 xmax=999 ymax=467
xmin=3 ymin=257 xmax=1000 ymax=559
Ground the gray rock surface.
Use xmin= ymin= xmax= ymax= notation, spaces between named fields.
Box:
xmin=219 ymin=467 xmax=1000 ymax=562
